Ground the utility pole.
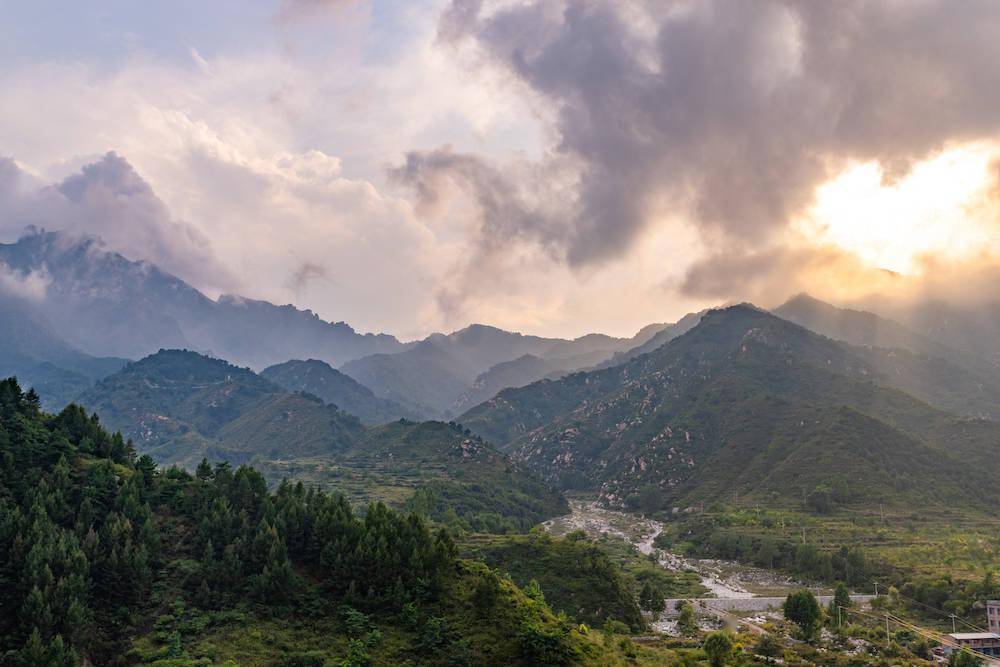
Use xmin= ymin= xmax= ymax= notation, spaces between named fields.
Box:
xmin=837 ymin=605 xmax=842 ymax=628
xmin=874 ymin=581 xmax=879 ymax=597
xmin=885 ymin=614 xmax=890 ymax=643
xmin=950 ymin=615 xmax=957 ymax=633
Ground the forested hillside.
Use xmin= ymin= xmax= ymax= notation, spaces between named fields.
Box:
xmin=76 ymin=350 xmax=363 ymax=468
xmin=76 ymin=351 xmax=569 ymax=533
xmin=0 ymin=378 xmax=642 ymax=665
xmin=459 ymin=305 xmax=1000 ymax=513
xmin=261 ymin=359 xmax=416 ymax=425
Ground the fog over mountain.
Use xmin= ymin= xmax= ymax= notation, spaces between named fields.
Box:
xmin=0 ymin=230 xmax=403 ymax=368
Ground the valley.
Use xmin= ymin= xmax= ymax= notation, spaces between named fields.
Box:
xmin=1 ymin=235 xmax=997 ymax=665
xmin=542 ymin=499 xmax=806 ymax=600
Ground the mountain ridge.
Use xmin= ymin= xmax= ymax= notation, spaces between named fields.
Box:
xmin=458 ymin=304 xmax=1000 ymax=513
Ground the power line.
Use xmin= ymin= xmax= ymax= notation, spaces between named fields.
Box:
xmin=890 ymin=590 xmax=989 ymax=634
xmin=841 ymin=606 xmax=997 ymax=665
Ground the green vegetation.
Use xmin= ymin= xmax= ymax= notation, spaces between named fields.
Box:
xmin=77 ymin=352 xmax=569 ymax=532
xmin=459 ymin=305 xmax=1000 ymax=515
xmin=258 ymin=420 xmax=568 ymax=533
xmin=261 ymin=359 xmax=416 ymax=425
xmin=76 ymin=349 xmax=361 ymax=468
xmin=0 ymin=377 xmax=655 ymax=666
xmin=461 ymin=531 xmax=647 ymax=630
xmin=702 ymin=631 xmax=734 ymax=666
xmin=658 ymin=503 xmax=999 ymax=631
xmin=783 ymin=590 xmax=821 ymax=639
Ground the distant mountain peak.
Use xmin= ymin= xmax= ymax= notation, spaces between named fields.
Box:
xmin=0 ymin=231 xmax=404 ymax=368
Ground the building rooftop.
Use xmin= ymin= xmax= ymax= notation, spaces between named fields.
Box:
xmin=949 ymin=633 xmax=1000 ymax=640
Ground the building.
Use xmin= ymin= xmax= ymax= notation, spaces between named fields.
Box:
xmin=944 ymin=632 xmax=1000 ymax=660
xmin=989 ymin=600 xmax=1000 ymax=634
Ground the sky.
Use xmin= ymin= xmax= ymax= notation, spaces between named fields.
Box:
xmin=2 ymin=0 xmax=1000 ymax=340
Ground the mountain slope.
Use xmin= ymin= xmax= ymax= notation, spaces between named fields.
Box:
xmin=343 ymin=323 xmax=662 ymax=419
xmin=0 ymin=378 xmax=615 ymax=666
xmin=0 ymin=291 xmax=127 ymax=409
xmin=77 ymin=350 xmax=568 ymax=530
xmin=774 ymin=294 xmax=1000 ymax=420
xmin=459 ymin=305 xmax=1000 ymax=512
xmin=774 ymin=293 xmax=949 ymax=356
xmin=0 ymin=230 xmax=403 ymax=368
xmin=76 ymin=349 xmax=364 ymax=467
xmin=261 ymin=358 xmax=416 ymax=424
xmin=594 ymin=310 xmax=707 ymax=369
xmin=452 ymin=354 xmax=588 ymax=414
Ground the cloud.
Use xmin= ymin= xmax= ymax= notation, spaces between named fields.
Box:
xmin=407 ymin=0 xmax=1000 ymax=299
xmin=0 ymin=261 xmax=49 ymax=301
xmin=274 ymin=0 xmax=361 ymax=23
xmin=0 ymin=153 xmax=234 ymax=292
xmin=285 ymin=261 xmax=330 ymax=298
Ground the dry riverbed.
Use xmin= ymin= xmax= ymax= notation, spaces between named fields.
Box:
xmin=543 ymin=499 xmax=814 ymax=600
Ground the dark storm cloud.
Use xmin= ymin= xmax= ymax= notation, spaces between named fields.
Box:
xmin=390 ymin=148 xmax=558 ymax=254
xmin=405 ymin=0 xmax=1000 ymax=294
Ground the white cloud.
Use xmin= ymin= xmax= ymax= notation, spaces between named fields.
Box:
xmin=0 ymin=262 xmax=49 ymax=301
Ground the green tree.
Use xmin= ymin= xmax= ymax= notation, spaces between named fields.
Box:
xmin=829 ymin=581 xmax=851 ymax=624
xmin=639 ymin=581 xmax=664 ymax=613
xmin=523 ymin=579 xmax=546 ymax=603
xmin=754 ymin=633 xmax=782 ymax=661
xmin=702 ymin=631 xmax=734 ymax=666
xmin=783 ymin=590 xmax=821 ymax=639
xmin=948 ymin=648 xmax=984 ymax=667
xmin=519 ymin=619 xmax=574 ymax=666
xmin=677 ymin=601 xmax=697 ymax=636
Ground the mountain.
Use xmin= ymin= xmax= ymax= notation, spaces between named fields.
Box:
xmin=342 ymin=323 xmax=670 ymax=419
xmin=594 ymin=310 xmax=707 ymax=369
xmin=458 ymin=305 xmax=1000 ymax=512
xmin=774 ymin=293 xmax=955 ymax=358
xmin=874 ymin=298 xmax=1000 ymax=367
xmin=774 ymin=294 xmax=1000 ymax=420
xmin=0 ymin=377 xmax=617 ymax=666
xmin=76 ymin=349 xmax=364 ymax=467
xmin=0 ymin=230 xmax=404 ymax=368
xmin=259 ymin=420 xmax=568 ymax=532
xmin=77 ymin=349 xmax=568 ymax=530
xmin=452 ymin=355 xmax=569 ymax=414
xmin=0 ymin=291 xmax=127 ymax=410
xmin=261 ymin=358 xmax=417 ymax=424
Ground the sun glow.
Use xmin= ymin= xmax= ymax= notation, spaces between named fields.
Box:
xmin=804 ymin=144 xmax=1000 ymax=275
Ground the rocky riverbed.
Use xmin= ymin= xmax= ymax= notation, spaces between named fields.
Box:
xmin=543 ymin=500 xmax=811 ymax=600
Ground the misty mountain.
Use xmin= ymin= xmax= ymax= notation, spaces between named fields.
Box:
xmin=458 ymin=305 xmax=1000 ymax=511
xmin=592 ymin=310 xmax=707 ymax=369
xmin=775 ymin=293 xmax=955 ymax=358
xmin=774 ymin=294 xmax=1000 ymax=420
xmin=452 ymin=355 xmax=572 ymax=414
xmin=0 ymin=291 xmax=127 ymax=410
xmin=261 ymin=358 xmax=418 ymax=425
xmin=857 ymin=296 xmax=1000 ymax=367
xmin=0 ymin=230 xmax=404 ymax=368
xmin=342 ymin=322 xmax=671 ymax=419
